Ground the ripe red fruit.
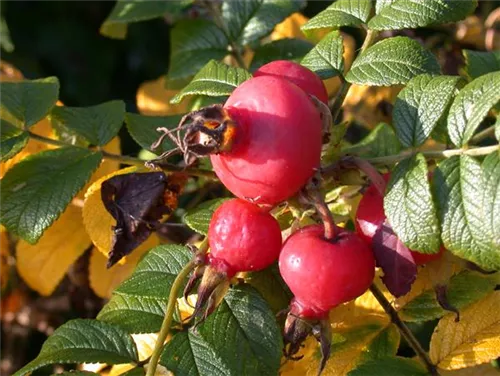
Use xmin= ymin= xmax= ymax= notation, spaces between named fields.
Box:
xmin=254 ymin=60 xmax=329 ymax=104
xmin=355 ymin=175 xmax=444 ymax=265
xmin=208 ymin=198 xmax=282 ymax=277
xmin=187 ymin=198 xmax=282 ymax=320
xmin=210 ymin=76 xmax=323 ymax=205
xmin=279 ymin=225 xmax=375 ymax=319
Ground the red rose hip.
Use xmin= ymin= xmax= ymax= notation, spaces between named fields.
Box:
xmin=208 ymin=198 xmax=282 ymax=276
xmin=186 ymin=198 xmax=282 ymax=320
xmin=254 ymin=60 xmax=329 ymax=104
xmin=210 ymin=76 xmax=323 ymax=205
xmin=279 ymin=225 xmax=375 ymax=318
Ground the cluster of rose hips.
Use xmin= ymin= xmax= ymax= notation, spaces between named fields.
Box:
xmin=170 ymin=60 xmax=441 ymax=371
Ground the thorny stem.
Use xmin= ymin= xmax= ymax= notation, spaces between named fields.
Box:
xmin=306 ymin=183 xmax=337 ymax=240
xmin=27 ymin=131 xmax=217 ymax=179
xmin=369 ymin=284 xmax=440 ymax=376
xmin=331 ymin=29 xmax=379 ymax=122
xmin=146 ymin=260 xmax=196 ymax=376
xmin=365 ymin=144 xmax=499 ymax=165
xmin=204 ymin=1 xmax=247 ymax=69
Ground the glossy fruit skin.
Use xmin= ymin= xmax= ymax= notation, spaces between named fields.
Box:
xmin=254 ymin=60 xmax=329 ymax=104
xmin=411 ymin=245 xmax=445 ymax=265
xmin=279 ymin=225 xmax=375 ymax=319
xmin=208 ymin=199 xmax=282 ymax=277
xmin=355 ymin=175 xmax=444 ymax=265
xmin=211 ymin=76 xmax=323 ymax=205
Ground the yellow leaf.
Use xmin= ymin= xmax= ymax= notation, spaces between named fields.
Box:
xmin=430 ymin=291 xmax=500 ymax=370
xmin=285 ymin=317 xmax=391 ymax=376
xmin=343 ymin=85 xmax=402 ymax=129
xmin=441 ymin=363 xmax=500 ymax=376
xmin=395 ymin=251 xmax=463 ymax=310
xmin=82 ymin=166 xmax=139 ymax=258
xmin=16 ymin=205 xmax=91 ymax=296
xmin=88 ymin=234 xmax=159 ymax=299
xmin=108 ymin=333 xmax=162 ymax=376
xmin=271 ymin=12 xmax=309 ymax=41
xmin=137 ymin=76 xmax=189 ymax=116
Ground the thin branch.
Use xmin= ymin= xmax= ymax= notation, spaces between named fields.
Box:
xmin=369 ymin=284 xmax=440 ymax=376
xmin=146 ymin=260 xmax=196 ymax=376
xmin=364 ymin=144 xmax=499 ymax=165
xmin=27 ymin=131 xmax=217 ymax=179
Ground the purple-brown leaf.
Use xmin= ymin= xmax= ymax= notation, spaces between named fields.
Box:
xmin=372 ymin=220 xmax=417 ymax=297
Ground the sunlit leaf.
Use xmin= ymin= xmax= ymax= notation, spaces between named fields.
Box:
xmin=13 ymin=319 xmax=138 ymax=376
xmin=368 ymin=0 xmax=477 ymax=30
xmin=430 ymin=291 xmax=500 ymax=370
xmin=346 ymin=37 xmax=440 ymax=86
xmin=1 ymin=147 xmax=102 ymax=243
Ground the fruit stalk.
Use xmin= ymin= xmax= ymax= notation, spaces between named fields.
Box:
xmin=145 ymin=254 xmax=201 ymax=376
xmin=369 ymin=283 xmax=440 ymax=376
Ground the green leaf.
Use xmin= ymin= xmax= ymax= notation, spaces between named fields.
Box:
xmin=0 ymin=77 xmax=59 ymax=127
xmin=401 ymin=270 xmax=499 ymax=322
xmin=348 ymin=356 xmax=428 ymax=376
xmin=50 ymin=101 xmax=125 ymax=146
xmin=160 ymin=285 xmax=282 ymax=376
xmin=223 ymin=0 xmax=304 ymax=45
xmin=481 ymin=151 xmax=500 ymax=255
xmin=13 ymin=319 xmax=138 ymax=376
xmin=125 ymin=113 xmax=182 ymax=154
xmin=98 ymin=245 xmax=192 ymax=333
xmin=53 ymin=371 xmax=99 ymax=376
xmin=172 ymin=60 xmax=252 ymax=104
xmin=346 ymin=37 xmax=440 ymax=86
xmin=393 ymin=74 xmax=463 ymax=147
xmin=434 ymin=155 xmax=499 ymax=270
xmin=375 ymin=0 xmax=397 ymax=14
xmin=463 ymin=50 xmax=500 ymax=80
xmin=116 ymin=244 xmax=191 ymax=298
xmin=183 ymin=198 xmax=230 ymax=235
xmin=245 ymin=264 xmax=292 ymax=314
xmin=368 ymin=0 xmax=477 ymax=30
xmin=97 ymin=294 xmax=166 ymax=334
xmin=342 ymin=123 xmax=401 ymax=158
xmin=0 ymin=147 xmax=102 ymax=243
xmin=495 ymin=114 xmax=500 ymax=142
xmin=250 ymin=38 xmax=313 ymax=71
xmin=121 ymin=369 xmax=145 ymax=376
xmin=447 ymin=71 xmax=500 ymax=147
xmin=364 ymin=325 xmax=400 ymax=361
xmin=0 ymin=119 xmax=28 ymax=161
xmin=301 ymin=30 xmax=344 ymax=80
xmin=384 ymin=153 xmax=440 ymax=253
xmin=168 ymin=20 xmax=228 ymax=82
xmin=302 ymin=0 xmax=372 ymax=31
xmin=100 ymin=0 xmax=192 ymax=39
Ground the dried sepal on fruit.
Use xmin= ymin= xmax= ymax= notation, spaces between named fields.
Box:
xmin=150 ymin=75 xmax=323 ymax=205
